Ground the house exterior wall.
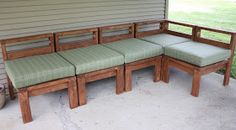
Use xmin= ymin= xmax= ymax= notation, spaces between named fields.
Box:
xmin=0 ymin=0 xmax=168 ymax=89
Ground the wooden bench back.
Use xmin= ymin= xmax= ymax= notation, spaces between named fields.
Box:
xmin=135 ymin=20 xmax=165 ymax=38
xmin=136 ymin=19 xmax=236 ymax=49
xmin=54 ymin=28 xmax=98 ymax=51
xmin=136 ymin=19 xmax=236 ymax=63
xmin=0 ymin=33 xmax=54 ymax=61
xmin=135 ymin=20 xmax=196 ymax=40
xmin=99 ymin=23 xmax=134 ymax=44
xmin=165 ymin=20 xmax=235 ymax=50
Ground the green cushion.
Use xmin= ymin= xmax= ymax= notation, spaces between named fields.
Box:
xmin=58 ymin=45 xmax=124 ymax=75
xmin=140 ymin=33 xmax=190 ymax=47
xmin=103 ymin=38 xmax=163 ymax=63
xmin=165 ymin=41 xmax=231 ymax=67
xmin=5 ymin=53 xmax=75 ymax=89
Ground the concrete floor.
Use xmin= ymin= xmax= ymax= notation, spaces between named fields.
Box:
xmin=0 ymin=68 xmax=236 ymax=130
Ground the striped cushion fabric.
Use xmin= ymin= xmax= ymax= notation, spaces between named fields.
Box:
xmin=5 ymin=53 xmax=75 ymax=89
xmin=103 ymin=38 xmax=163 ymax=63
xmin=140 ymin=33 xmax=190 ymax=47
xmin=58 ymin=45 xmax=124 ymax=75
xmin=165 ymin=41 xmax=231 ymax=67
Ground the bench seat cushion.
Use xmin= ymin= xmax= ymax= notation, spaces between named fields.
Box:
xmin=58 ymin=45 xmax=124 ymax=75
xmin=5 ymin=53 xmax=75 ymax=89
xmin=140 ymin=33 xmax=190 ymax=47
xmin=103 ymin=38 xmax=163 ymax=63
xmin=165 ymin=41 xmax=231 ymax=67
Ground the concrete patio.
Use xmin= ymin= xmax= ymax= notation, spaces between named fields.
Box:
xmin=0 ymin=68 xmax=236 ymax=130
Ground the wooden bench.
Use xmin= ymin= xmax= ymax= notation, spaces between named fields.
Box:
xmin=54 ymin=28 xmax=125 ymax=106
xmin=0 ymin=34 xmax=78 ymax=123
xmin=99 ymin=23 xmax=162 ymax=91
xmin=135 ymin=19 xmax=236 ymax=97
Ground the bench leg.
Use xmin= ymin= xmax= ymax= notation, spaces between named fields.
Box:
xmin=162 ymin=56 xmax=169 ymax=83
xmin=154 ymin=58 xmax=161 ymax=82
xmin=223 ymin=62 xmax=231 ymax=86
xmin=116 ymin=66 xmax=124 ymax=94
xmin=7 ymin=76 xmax=15 ymax=100
xmin=77 ymin=76 xmax=86 ymax=106
xmin=191 ymin=70 xmax=201 ymax=97
xmin=124 ymin=67 xmax=132 ymax=92
xmin=18 ymin=89 xmax=32 ymax=123
xmin=68 ymin=77 xmax=78 ymax=109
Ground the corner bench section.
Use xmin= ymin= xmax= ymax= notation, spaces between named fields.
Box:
xmin=161 ymin=20 xmax=236 ymax=97
xmin=55 ymin=28 xmax=125 ymax=106
xmin=134 ymin=20 xmax=195 ymax=81
xmin=0 ymin=33 xmax=78 ymax=123
xmin=99 ymin=23 xmax=163 ymax=91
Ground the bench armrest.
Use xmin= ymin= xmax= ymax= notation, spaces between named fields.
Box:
xmin=164 ymin=20 xmax=236 ymax=48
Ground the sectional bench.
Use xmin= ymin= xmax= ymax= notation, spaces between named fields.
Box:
xmin=1 ymin=19 xmax=235 ymax=124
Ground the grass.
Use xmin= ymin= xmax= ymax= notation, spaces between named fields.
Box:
xmin=168 ymin=0 xmax=236 ymax=78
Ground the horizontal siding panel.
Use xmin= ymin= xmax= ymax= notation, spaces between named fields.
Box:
xmin=0 ymin=12 xmax=163 ymax=33
xmin=0 ymin=5 xmax=163 ymax=24
xmin=0 ymin=4 xmax=162 ymax=19
xmin=0 ymin=73 xmax=6 ymax=80
xmin=0 ymin=9 xmax=164 ymax=30
xmin=0 ymin=68 xmax=5 ymax=75
xmin=0 ymin=1 xmax=164 ymax=13
xmin=0 ymin=0 xmax=166 ymax=39
xmin=0 ymin=0 xmax=163 ymax=7
xmin=1 ymin=15 xmax=164 ymax=39
xmin=0 ymin=64 xmax=4 ymax=69
xmin=0 ymin=79 xmax=7 ymax=85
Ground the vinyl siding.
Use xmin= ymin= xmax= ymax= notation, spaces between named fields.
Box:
xmin=0 ymin=0 xmax=168 ymax=92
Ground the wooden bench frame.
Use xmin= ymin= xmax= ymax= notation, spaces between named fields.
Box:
xmin=135 ymin=19 xmax=236 ymax=97
xmin=55 ymin=28 xmax=124 ymax=106
xmin=99 ymin=23 xmax=162 ymax=91
xmin=0 ymin=33 xmax=78 ymax=123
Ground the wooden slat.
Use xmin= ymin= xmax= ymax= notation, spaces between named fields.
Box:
xmin=58 ymin=40 xmax=96 ymax=51
xmin=0 ymin=33 xmax=54 ymax=60
xmin=168 ymin=57 xmax=197 ymax=74
xmin=7 ymin=46 xmax=52 ymax=60
xmin=99 ymin=23 xmax=134 ymax=43
xmin=126 ymin=57 xmax=162 ymax=71
xmin=134 ymin=19 xmax=164 ymax=38
xmin=166 ymin=20 xmax=196 ymax=28
xmin=135 ymin=19 xmax=164 ymax=26
xmin=55 ymin=28 xmax=98 ymax=51
xmin=27 ymin=77 xmax=71 ymax=94
xmin=199 ymin=61 xmax=228 ymax=75
xmin=166 ymin=30 xmax=193 ymax=39
xmin=0 ymin=33 xmax=53 ymax=45
xmin=198 ymin=26 xmax=235 ymax=35
xmin=197 ymin=38 xmax=230 ymax=49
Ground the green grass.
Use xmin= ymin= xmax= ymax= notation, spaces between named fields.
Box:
xmin=169 ymin=0 xmax=236 ymax=78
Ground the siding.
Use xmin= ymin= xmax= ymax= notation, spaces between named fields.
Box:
xmin=0 ymin=0 xmax=168 ymax=92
